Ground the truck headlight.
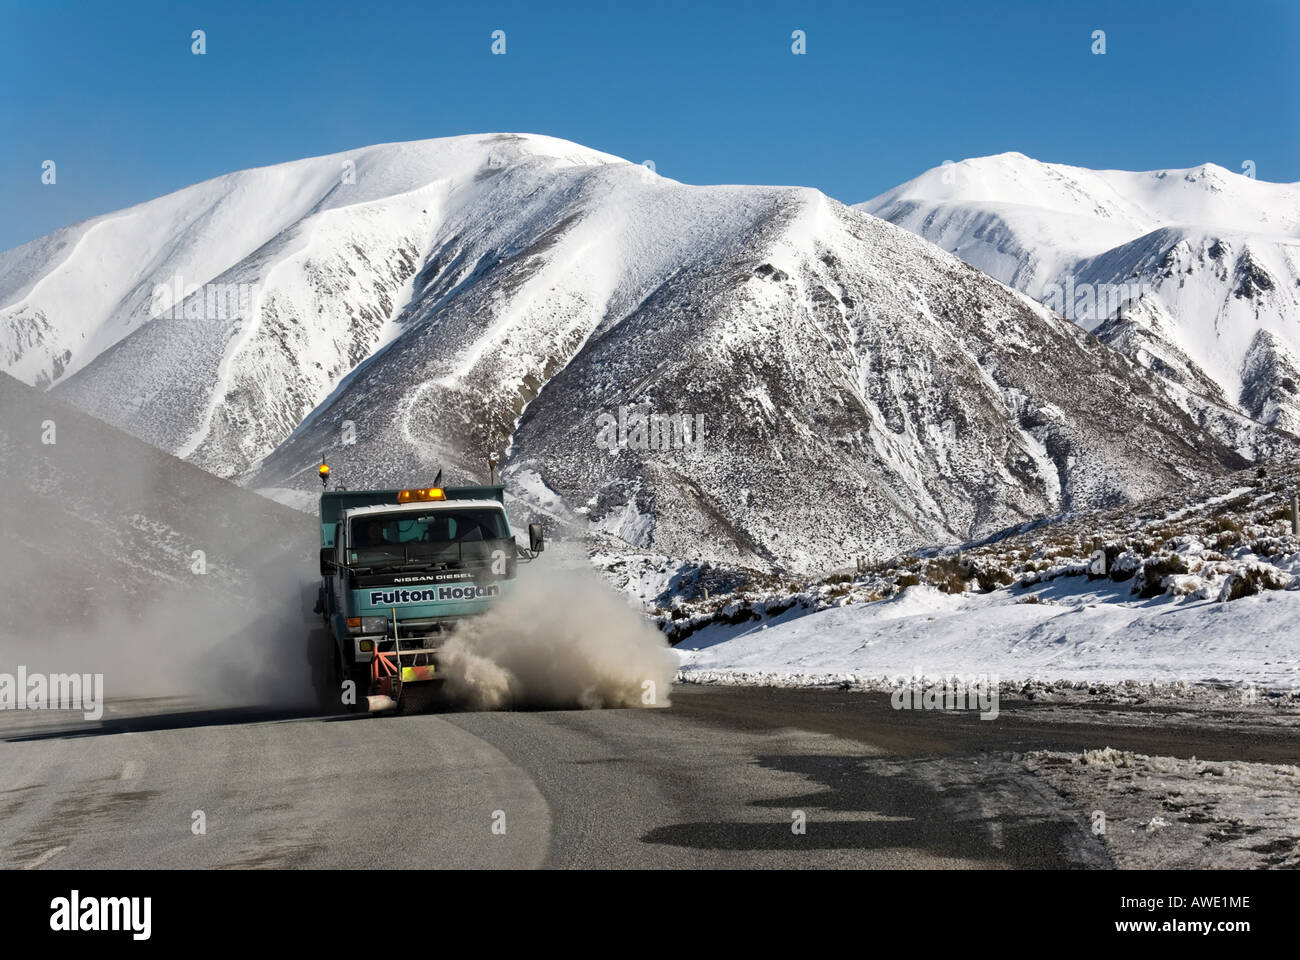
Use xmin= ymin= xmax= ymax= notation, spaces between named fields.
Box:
xmin=361 ymin=616 xmax=388 ymax=635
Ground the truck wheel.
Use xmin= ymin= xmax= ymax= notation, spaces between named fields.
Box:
xmin=306 ymin=628 xmax=336 ymax=712
xmin=330 ymin=645 xmax=371 ymax=713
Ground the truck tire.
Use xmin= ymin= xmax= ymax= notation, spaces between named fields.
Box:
xmin=306 ymin=628 xmax=336 ymax=712
xmin=330 ymin=644 xmax=371 ymax=713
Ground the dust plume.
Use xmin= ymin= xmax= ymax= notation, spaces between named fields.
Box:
xmin=0 ymin=374 xmax=674 ymax=717
xmin=438 ymin=563 xmax=677 ymax=710
xmin=0 ymin=372 xmax=321 ymax=711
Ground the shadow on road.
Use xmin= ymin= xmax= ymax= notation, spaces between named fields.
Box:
xmin=641 ymin=751 xmax=1108 ymax=868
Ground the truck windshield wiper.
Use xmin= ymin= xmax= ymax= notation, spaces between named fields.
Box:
xmin=391 ymin=561 xmax=438 ymax=572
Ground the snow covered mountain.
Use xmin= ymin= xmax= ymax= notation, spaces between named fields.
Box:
xmin=0 ymin=135 xmax=626 ymax=473
xmin=860 ymin=154 xmax=1300 ymax=437
xmin=0 ymin=135 xmax=1277 ymax=573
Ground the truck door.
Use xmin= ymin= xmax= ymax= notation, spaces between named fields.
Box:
xmin=330 ymin=521 xmax=346 ymax=615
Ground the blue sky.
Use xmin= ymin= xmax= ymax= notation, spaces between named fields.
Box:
xmin=2 ymin=0 xmax=1296 ymax=251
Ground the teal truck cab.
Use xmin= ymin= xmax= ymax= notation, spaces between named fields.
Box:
xmin=315 ymin=478 xmax=543 ymax=712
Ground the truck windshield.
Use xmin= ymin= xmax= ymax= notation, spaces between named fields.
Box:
xmin=348 ymin=509 xmax=511 ymax=569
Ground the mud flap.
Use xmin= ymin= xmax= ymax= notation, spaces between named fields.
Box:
xmin=396 ymin=679 xmax=447 ymax=715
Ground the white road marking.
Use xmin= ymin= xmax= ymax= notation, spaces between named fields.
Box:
xmin=25 ymin=845 xmax=65 ymax=870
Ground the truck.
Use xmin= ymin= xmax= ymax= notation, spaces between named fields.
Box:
xmin=314 ymin=467 xmax=544 ymax=713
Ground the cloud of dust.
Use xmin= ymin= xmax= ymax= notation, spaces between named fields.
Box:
xmin=437 ymin=563 xmax=677 ymax=710
xmin=0 ymin=511 xmax=322 ymax=710
xmin=0 ymin=375 xmax=675 ymax=719
xmin=0 ymin=376 xmax=322 ymax=712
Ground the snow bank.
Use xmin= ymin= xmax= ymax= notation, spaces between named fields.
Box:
xmin=677 ymin=580 xmax=1300 ymax=689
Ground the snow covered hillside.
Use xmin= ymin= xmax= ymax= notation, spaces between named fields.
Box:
xmin=0 ymin=135 xmax=624 ymax=472
xmin=860 ymin=154 xmax=1300 ymax=438
xmin=670 ymin=461 xmax=1300 ymax=688
xmin=0 ymin=136 xmax=1285 ymax=573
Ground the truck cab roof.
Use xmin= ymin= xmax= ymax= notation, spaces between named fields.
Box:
xmin=320 ymin=484 xmax=507 ymax=547
xmin=342 ymin=499 xmax=508 ymax=520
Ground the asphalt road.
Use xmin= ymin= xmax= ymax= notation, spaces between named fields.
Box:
xmin=2 ymin=685 xmax=1297 ymax=870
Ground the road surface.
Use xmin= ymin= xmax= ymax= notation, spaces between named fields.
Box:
xmin=2 ymin=685 xmax=1296 ymax=869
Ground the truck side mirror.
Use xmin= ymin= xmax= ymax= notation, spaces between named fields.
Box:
xmin=319 ymin=548 xmax=334 ymax=576
xmin=528 ymin=522 xmax=545 ymax=554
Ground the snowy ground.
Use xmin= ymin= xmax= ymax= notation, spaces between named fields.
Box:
xmin=676 ymin=578 xmax=1300 ymax=692
xmin=1024 ymin=748 xmax=1300 ymax=869
xmin=658 ymin=466 xmax=1300 ymax=696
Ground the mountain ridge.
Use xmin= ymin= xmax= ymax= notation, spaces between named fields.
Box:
xmin=2 ymin=136 xmax=1287 ymax=573
xmin=860 ymin=153 xmax=1300 ymax=435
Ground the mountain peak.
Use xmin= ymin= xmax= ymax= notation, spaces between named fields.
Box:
xmin=860 ymin=152 xmax=1300 ymax=438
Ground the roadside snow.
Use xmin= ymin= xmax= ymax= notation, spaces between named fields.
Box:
xmin=1025 ymin=748 xmax=1300 ymax=868
xmin=677 ymin=580 xmax=1300 ymax=689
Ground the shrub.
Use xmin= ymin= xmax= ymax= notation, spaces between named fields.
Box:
xmin=973 ymin=564 xmax=1015 ymax=592
xmin=1211 ymin=515 xmax=1244 ymax=534
xmin=1109 ymin=550 xmax=1141 ymax=582
xmin=1251 ymin=538 xmax=1281 ymax=557
xmin=1218 ymin=563 xmax=1293 ymax=601
xmin=927 ymin=557 xmax=971 ymax=594
xmin=1134 ymin=554 xmax=1190 ymax=598
xmin=1211 ymin=530 xmax=1242 ymax=550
